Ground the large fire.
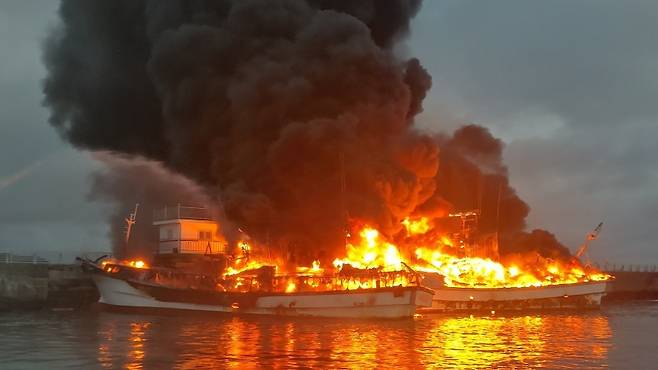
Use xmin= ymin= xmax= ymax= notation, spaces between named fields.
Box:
xmin=114 ymin=218 xmax=610 ymax=294
xmin=217 ymin=217 xmax=610 ymax=293
xmin=413 ymin=248 xmax=609 ymax=288
xmin=333 ymin=227 xmax=404 ymax=272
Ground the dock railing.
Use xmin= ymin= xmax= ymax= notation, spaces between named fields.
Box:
xmin=0 ymin=251 xmax=49 ymax=264
xmin=594 ymin=262 xmax=657 ymax=273
xmin=0 ymin=250 xmax=112 ymax=265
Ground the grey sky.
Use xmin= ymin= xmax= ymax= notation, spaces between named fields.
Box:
xmin=410 ymin=1 xmax=658 ymax=264
xmin=1 ymin=1 xmax=656 ymax=264
xmin=0 ymin=0 xmax=109 ymax=260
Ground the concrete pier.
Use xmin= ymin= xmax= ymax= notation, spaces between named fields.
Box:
xmin=47 ymin=264 xmax=99 ymax=308
xmin=604 ymin=271 xmax=658 ymax=301
xmin=0 ymin=263 xmax=49 ymax=309
xmin=0 ymin=262 xmax=98 ymax=310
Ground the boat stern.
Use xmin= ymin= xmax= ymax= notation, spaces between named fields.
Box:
xmin=413 ymin=286 xmax=435 ymax=308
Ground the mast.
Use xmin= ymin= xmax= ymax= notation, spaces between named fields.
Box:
xmin=491 ymin=180 xmax=503 ymax=260
xmin=575 ymin=222 xmax=604 ymax=267
xmin=495 ymin=180 xmax=502 ymax=232
xmin=124 ymin=203 xmax=139 ymax=256
xmin=339 ymin=151 xmax=350 ymax=243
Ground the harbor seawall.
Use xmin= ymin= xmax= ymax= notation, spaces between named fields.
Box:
xmin=0 ymin=263 xmax=98 ymax=310
xmin=604 ymin=271 xmax=658 ymax=301
xmin=0 ymin=264 xmax=49 ymax=309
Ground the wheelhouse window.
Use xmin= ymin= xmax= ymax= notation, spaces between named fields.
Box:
xmin=199 ymin=231 xmax=212 ymax=240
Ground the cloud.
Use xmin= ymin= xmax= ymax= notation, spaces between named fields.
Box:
xmin=0 ymin=149 xmax=109 ymax=253
xmin=0 ymin=1 xmax=103 ymax=256
xmin=409 ymin=1 xmax=658 ymax=263
xmin=412 ymin=1 xmax=658 ymax=128
xmin=0 ymin=160 xmax=42 ymax=191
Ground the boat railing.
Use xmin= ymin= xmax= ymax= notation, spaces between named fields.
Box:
xmin=106 ymin=261 xmax=422 ymax=294
xmin=225 ymin=269 xmax=422 ymax=293
xmin=153 ymin=205 xmax=212 ymax=221
xmin=158 ymin=240 xmax=227 ymax=254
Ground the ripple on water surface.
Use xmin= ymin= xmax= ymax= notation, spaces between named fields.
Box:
xmin=1 ymin=303 xmax=657 ymax=369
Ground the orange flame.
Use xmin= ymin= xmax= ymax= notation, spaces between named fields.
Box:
xmin=402 ymin=217 xmax=430 ymax=235
xmin=125 ymin=260 xmax=147 ymax=269
xmin=332 ymin=225 xmax=610 ymax=289
xmin=332 ymin=227 xmax=403 ymax=271
xmin=285 ymin=280 xmax=297 ymax=293
xmin=295 ymin=260 xmax=323 ymax=275
xmin=215 ymin=224 xmax=610 ymax=293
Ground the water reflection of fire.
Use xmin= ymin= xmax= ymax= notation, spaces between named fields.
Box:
xmin=93 ymin=313 xmax=610 ymax=368
xmin=423 ymin=316 xmax=545 ymax=368
xmin=421 ymin=314 xmax=611 ymax=368
xmin=126 ymin=322 xmax=149 ymax=370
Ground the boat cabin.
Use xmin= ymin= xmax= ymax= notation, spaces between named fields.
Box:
xmin=153 ymin=205 xmax=227 ymax=255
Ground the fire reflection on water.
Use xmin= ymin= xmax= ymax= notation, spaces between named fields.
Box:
xmin=92 ymin=312 xmax=611 ymax=369
xmin=420 ymin=316 xmax=546 ymax=368
xmin=177 ymin=317 xmax=263 ymax=369
xmin=420 ymin=314 xmax=611 ymax=369
xmin=96 ymin=322 xmax=115 ymax=368
xmin=225 ymin=318 xmax=260 ymax=369
xmin=328 ymin=329 xmax=378 ymax=368
xmin=126 ymin=322 xmax=149 ymax=370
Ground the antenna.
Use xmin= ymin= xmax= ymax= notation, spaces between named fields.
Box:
xmin=575 ymin=222 xmax=603 ymax=267
xmin=339 ymin=151 xmax=350 ymax=244
xmin=495 ymin=179 xmax=503 ymax=233
xmin=476 ymin=172 xmax=483 ymax=215
xmin=124 ymin=203 xmax=139 ymax=252
xmin=339 ymin=151 xmax=347 ymax=218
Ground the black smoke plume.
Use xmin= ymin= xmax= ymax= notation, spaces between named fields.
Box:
xmin=416 ymin=125 xmax=571 ymax=259
xmin=88 ymin=152 xmax=232 ymax=257
xmin=43 ymin=0 xmax=435 ymax=258
xmin=43 ymin=0 xmax=572 ymax=261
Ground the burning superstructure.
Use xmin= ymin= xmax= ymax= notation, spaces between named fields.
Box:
xmin=83 ymin=205 xmax=433 ymax=318
xmin=85 ymin=204 xmax=611 ymax=317
xmin=212 ymin=206 xmax=611 ymax=311
xmin=330 ymin=215 xmax=611 ymax=311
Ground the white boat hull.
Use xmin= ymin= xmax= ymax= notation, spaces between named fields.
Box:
xmin=422 ymin=281 xmax=608 ymax=312
xmin=93 ymin=274 xmax=433 ymax=318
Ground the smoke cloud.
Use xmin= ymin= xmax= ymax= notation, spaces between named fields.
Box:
xmin=415 ymin=125 xmax=571 ymax=258
xmin=44 ymin=0 xmax=435 ymax=258
xmin=43 ymin=0 xmax=570 ymax=260
xmin=89 ymin=152 xmax=232 ymax=257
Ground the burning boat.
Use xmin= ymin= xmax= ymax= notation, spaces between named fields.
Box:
xmin=330 ymin=213 xmax=611 ymax=312
xmin=83 ymin=205 xmax=433 ymax=319
xmin=47 ymin=0 xmax=613 ymax=318
xmin=85 ymin=261 xmax=432 ymax=318
xmin=84 ymin=204 xmax=612 ymax=317
xmin=410 ymin=214 xmax=611 ymax=312
xmin=422 ymin=278 xmax=607 ymax=312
